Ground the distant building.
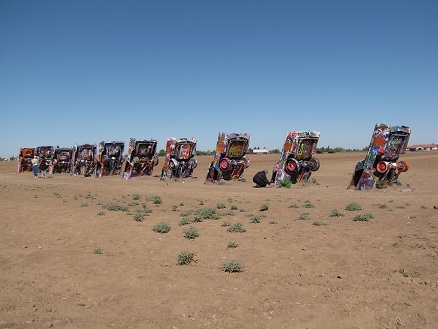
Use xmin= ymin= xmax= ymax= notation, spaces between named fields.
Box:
xmin=407 ymin=143 xmax=438 ymax=151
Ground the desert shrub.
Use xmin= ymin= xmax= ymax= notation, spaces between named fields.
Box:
xmin=313 ymin=221 xmax=327 ymax=226
xmin=304 ymin=201 xmax=314 ymax=208
xmin=222 ymin=260 xmax=244 ymax=273
xmin=227 ymin=241 xmax=239 ymax=248
xmin=191 ymin=216 xmax=204 ymax=223
xmin=220 ymin=210 xmax=235 ymax=216
xmin=97 ymin=211 xmax=105 ymax=216
xmin=278 ymin=179 xmax=291 ymax=188
xmin=180 ymin=209 xmax=194 ymax=217
xmin=268 ymin=220 xmax=278 ymax=224
xmin=103 ymin=203 xmax=129 ymax=212
xmin=80 ymin=202 xmax=88 ymax=207
xmin=231 ymin=205 xmax=238 ymax=210
xmin=93 ymin=247 xmax=103 ymax=254
xmin=298 ymin=213 xmax=310 ymax=220
xmin=172 ymin=204 xmax=179 ymax=211
xmin=221 ymin=221 xmax=232 ymax=227
xmin=148 ymin=195 xmax=162 ymax=204
xmin=330 ymin=209 xmax=345 ymax=217
xmin=177 ymin=251 xmax=196 ymax=265
xmin=259 ymin=203 xmax=269 ymax=211
xmin=194 ymin=207 xmax=220 ymax=220
xmin=217 ymin=203 xmax=226 ymax=209
xmin=346 ymin=203 xmax=362 ymax=211
xmin=184 ymin=226 xmax=199 ymax=240
xmin=248 ymin=214 xmax=263 ymax=224
xmin=153 ymin=222 xmax=171 ymax=233
xmin=132 ymin=194 xmax=140 ymax=200
xmin=377 ymin=203 xmax=388 ymax=209
xmin=228 ymin=197 xmax=233 ymax=203
xmin=353 ymin=213 xmax=374 ymax=222
xmin=179 ymin=218 xmax=191 ymax=226
xmin=133 ymin=211 xmax=145 ymax=222
xmin=288 ymin=203 xmax=299 ymax=208
xmin=227 ymin=222 xmax=246 ymax=233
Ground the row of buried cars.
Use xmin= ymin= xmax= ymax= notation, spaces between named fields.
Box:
xmin=17 ymin=123 xmax=412 ymax=190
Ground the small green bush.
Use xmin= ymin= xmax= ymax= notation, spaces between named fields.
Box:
xmin=179 ymin=218 xmax=191 ymax=226
xmin=184 ymin=226 xmax=199 ymax=240
xmin=304 ymin=201 xmax=314 ymax=208
xmin=249 ymin=214 xmax=263 ymax=224
xmin=231 ymin=205 xmax=238 ymax=210
xmin=260 ymin=203 xmax=269 ymax=211
xmin=330 ymin=209 xmax=345 ymax=217
xmin=180 ymin=209 xmax=194 ymax=217
xmin=132 ymin=194 xmax=140 ymax=200
xmin=353 ymin=213 xmax=374 ymax=222
xmin=227 ymin=222 xmax=246 ymax=233
xmin=313 ymin=221 xmax=327 ymax=226
xmin=268 ymin=220 xmax=278 ymax=224
xmin=222 ymin=260 xmax=244 ymax=273
xmin=278 ymin=179 xmax=291 ymax=188
xmin=103 ymin=203 xmax=129 ymax=212
xmin=227 ymin=241 xmax=239 ymax=248
xmin=133 ymin=211 xmax=145 ymax=222
xmin=346 ymin=203 xmax=362 ymax=211
xmin=288 ymin=203 xmax=299 ymax=208
xmin=177 ymin=251 xmax=196 ymax=265
xmin=149 ymin=195 xmax=162 ymax=204
xmin=153 ymin=222 xmax=171 ymax=233
xmin=221 ymin=221 xmax=232 ymax=227
xmin=298 ymin=213 xmax=310 ymax=220
xmin=194 ymin=207 xmax=220 ymax=220
xmin=217 ymin=203 xmax=226 ymax=209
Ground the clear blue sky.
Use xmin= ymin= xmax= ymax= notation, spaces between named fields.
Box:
xmin=1 ymin=0 xmax=437 ymax=158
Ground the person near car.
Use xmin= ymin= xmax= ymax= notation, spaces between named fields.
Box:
xmin=31 ymin=156 xmax=39 ymax=178
xmin=39 ymin=156 xmax=48 ymax=178
xmin=253 ymin=169 xmax=274 ymax=188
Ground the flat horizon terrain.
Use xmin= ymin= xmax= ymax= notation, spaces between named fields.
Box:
xmin=1 ymin=151 xmax=437 ymax=329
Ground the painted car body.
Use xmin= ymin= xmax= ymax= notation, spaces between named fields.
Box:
xmin=350 ymin=123 xmax=411 ymax=190
xmin=71 ymin=143 xmax=97 ymax=177
xmin=272 ymin=131 xmax=321 ymax=185
xmin=52 ymin=147 xmax=73 ymax=173
xmin=18 ymin=147 xmax=36 ymax=172
xmin=161 ymin=138 xmax=197 ymax=179
xmin=123 ymin=138 xmax=158 ymax=179
xmin=206 ymin=132 xmax=250 ymax=182
xmin=95 ymin=141 xmax=125 ymax=177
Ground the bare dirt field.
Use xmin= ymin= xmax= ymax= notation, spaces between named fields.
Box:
xmin=1 ymin=152 xmax=437 ymax=329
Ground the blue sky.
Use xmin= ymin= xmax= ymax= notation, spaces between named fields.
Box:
xmin=1 ymin=0 xmax=437 ymax=157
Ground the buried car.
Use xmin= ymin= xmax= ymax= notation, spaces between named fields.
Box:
xmin=206 ymin=132 xmax=250 ymax=182
xmin=350 ymin=123 xmax=411 ymax=190
xmin=272 ymin=131 xmax=321 ymax=185
xmin=52 ymin=147 xmax=73 ymax=173
xmin=70 ymin=143 xmax=97 ymax=177
xmin=95 ymin=141 xmax=125 ymax=177
xmin=123 ymin=138 xmax=159 ymax=179
xmin=18 ymin=147 xmax=36 ymax=172
xmin=161 ymin=138 xmax=197 ymax=179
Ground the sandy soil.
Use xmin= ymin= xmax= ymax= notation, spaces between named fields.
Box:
xmin=0 ymin=152 xmax=437 ymax=329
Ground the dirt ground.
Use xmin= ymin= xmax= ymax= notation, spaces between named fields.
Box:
xmin=0 ymin=152 xmax=437 ymax=329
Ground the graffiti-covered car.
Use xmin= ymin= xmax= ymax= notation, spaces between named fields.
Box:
xmin=52 ymin=147 xmax=73 ymax=173
xmin=161 ymin=138 xmax=197 ymax=179
xmin=36 ymin=146 xmax=55 ymax=173
xmin=123 ymin=138 xmax=159 ymax=179
xmin=71 ymin=143 xmax=97 ymax=177
xmin=206 ymin=132 xmax=250 ymax=182
xmin=271 ymin=131 xmax=321 ymax=185
xmin=95 ymin=141 xmax=125 ymax=177
xmin=350 ymin=123 xmax=411 ymax=190
xmin=18 ymin=148 xmax=36 ymax=172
